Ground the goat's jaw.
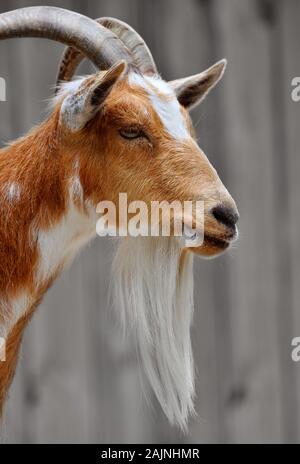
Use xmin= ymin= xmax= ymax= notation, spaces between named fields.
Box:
xmin=190 ymin=236 xmax=230 ymax=258
xmin=189 ymin=230 xmax=237 ymax=258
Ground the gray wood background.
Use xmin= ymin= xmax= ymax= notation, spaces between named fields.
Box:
xmin=0 ymin=0 xmax=299 ymax=444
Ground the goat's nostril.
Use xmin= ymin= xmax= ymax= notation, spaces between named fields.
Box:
xmin=211 ymin=204 xmax=239 ymax=228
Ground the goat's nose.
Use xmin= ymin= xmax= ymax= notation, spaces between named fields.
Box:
xmin=211 ymin=204 xmax=239 ymax=229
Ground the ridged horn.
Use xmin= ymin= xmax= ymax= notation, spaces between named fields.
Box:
xmin=56 ymin=17 xmax=157 ymax=85
xmin=0 ymin=7 xmax=134 ymax=72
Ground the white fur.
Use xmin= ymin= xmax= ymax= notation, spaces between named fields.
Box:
xmin=112 ymin=236 xmax=195 ymax=430
xmin=7 ymin=182 xmax=21 ymax=202
xmin=0 ymin=292 xmax=33 ymax=339
xmin=72 ymin=176 xmax=83 ymax=202
xmin=0 ymin=190 xmax=97 ymax=339
xmin=71 ymin=159 xmax=83 ymax=203
xmin=129 ymin=73 xmax=189 ymax=140
xmin=51 ymin=77 xmax=86 ymax=108
xmin=53 ymin=73 xmax=189 ymax=140
xmin=36 ymin=194 xmax=96 ymax=284
xmin=0 ymin=181 xmax=22 ymax=203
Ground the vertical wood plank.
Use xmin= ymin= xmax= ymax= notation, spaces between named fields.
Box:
xmin=280 ymin=0 xmax=300 ymax=443
xmin=214 ymin=0 xmax=283 ymax=443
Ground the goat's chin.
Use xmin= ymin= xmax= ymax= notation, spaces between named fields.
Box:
xmin=112 ymin=237 xmax=195 ymax=430
xmin=190 ymin=236 xmax=230 ymax=258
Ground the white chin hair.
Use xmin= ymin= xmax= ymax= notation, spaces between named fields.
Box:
xmin=112 ymin=236 xmax=195 ymax=430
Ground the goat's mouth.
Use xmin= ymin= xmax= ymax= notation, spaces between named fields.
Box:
xmin=188 ymin=228 xmax=237 ymax=257
xmin=205 ymin=234 xmax=230 ymax=247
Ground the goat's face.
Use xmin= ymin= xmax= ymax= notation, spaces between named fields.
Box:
xmin=59 ymin=61 xmax=238 ymax=257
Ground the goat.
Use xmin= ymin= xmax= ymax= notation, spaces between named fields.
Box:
xmin=0 ymin=6 xmax=238 ymax=429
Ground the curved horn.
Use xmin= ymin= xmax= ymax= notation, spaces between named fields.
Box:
xmin=0 ymin=7 xmax=134 ymax=72
xmin=102 ymin=18 xmax=157 ymax=75
xmin=56 ymin=17 xmax=157 ymax=85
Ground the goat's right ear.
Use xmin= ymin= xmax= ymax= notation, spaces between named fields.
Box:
xmin=60 ymin=61 xmax=126 ymax=132
xmin=169 ymin=60 xmax=226 ymax=110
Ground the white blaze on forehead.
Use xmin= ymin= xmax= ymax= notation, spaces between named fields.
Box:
xmin=129 ymin=73 xmax=189 ymax=140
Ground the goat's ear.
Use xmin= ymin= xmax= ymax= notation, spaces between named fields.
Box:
xmin=60 ymin=60 xmax=126 ymax=131
xmin=169 ymin=59 xmax=226 ymax=110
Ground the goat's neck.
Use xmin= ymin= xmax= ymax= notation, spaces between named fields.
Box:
xmin=0 ymin=112 xmax=98 ymax=413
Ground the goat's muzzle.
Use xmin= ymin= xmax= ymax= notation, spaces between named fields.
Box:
xmin=186 ymin=202 xmax=239 ymax=258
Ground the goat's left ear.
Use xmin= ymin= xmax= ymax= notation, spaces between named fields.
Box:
xmin=169 ymin=59 xmax=227 ymax=110
xmin=60 ymin=60 xmax=126 ymax=131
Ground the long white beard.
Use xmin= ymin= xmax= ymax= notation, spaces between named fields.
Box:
xmin=112 ymin=237 xmax=195 ymax=430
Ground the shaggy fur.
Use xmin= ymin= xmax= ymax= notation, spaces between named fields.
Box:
xmin=113 ymin=237 xmax=194 ymax=429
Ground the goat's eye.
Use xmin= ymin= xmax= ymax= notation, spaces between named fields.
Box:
xmin=119 ymin=128 xmax=143 ymax=140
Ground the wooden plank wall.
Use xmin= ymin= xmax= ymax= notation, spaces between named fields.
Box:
xmin=0 ymin=0 xmax=299 ymax=443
